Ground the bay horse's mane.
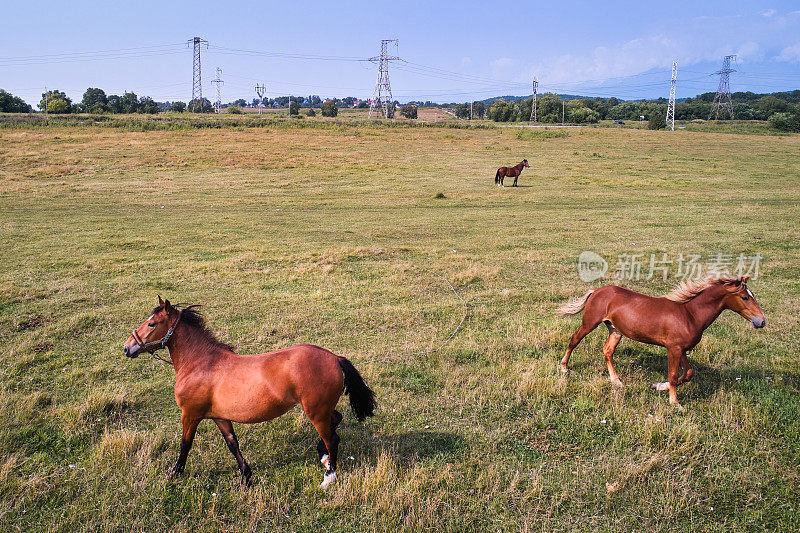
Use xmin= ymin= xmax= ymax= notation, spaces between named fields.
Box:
xmin=152 ymin=303 xmax=235 ymax=352
xmin=663 ymin=275 xmax=738 ymax=303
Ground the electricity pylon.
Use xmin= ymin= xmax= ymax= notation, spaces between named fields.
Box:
xmin=709 ymin=55 xmax=736 ymax=120
xmin=211 ymin=67 xmax=223 ymax=113
xmin=666 ymin=61 xmax=677 ymax=130
xmin=188 ymin=36 xmax=208 ymax=112
xmin=369 ymin=39 xmax=399 ymax=119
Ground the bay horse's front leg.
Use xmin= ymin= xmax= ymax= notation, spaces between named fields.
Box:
xmin=170 ymin=412 xmax=200 ymax=478
xmin=512 ymin=174 xmax=519 ymax=187
xmin=214 ymin=418 xmax=252 ymax=487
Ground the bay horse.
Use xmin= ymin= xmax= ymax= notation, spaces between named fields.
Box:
xmin=495 ymin=159 xmax=529 ymax=187
xmin=556 ymin=275 xmax=765 ymax=408
xmin=123 ymin=297 xmax=376 ymax=488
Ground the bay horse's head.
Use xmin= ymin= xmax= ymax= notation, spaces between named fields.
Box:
xmin=123 ymin=296 xmax=180 ymax=358
xmin=721 ymin=276 xmax=766 ymax=328
xmin=522 ymin=159 xmax=529 ymax=167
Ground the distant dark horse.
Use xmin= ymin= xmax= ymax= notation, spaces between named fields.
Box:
xmin=495 ymin=159 xmax=529 ymax=187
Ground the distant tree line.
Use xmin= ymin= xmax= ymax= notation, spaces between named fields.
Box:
xmin=0 ymin=89 xmax=33 ymax=112
xmin=479 ymin=90 xmax=800 ymax=127
xmin=2 ymin=86 xmax=799 ymax=131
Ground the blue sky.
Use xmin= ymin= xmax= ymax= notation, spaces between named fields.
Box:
xmin=3 ymin=1 xmax=800 ymax=107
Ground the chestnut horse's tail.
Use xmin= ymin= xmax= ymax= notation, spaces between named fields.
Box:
xmin=338 ymin=357 xmax=376 ymax=421
xmin=556 ymin=290 xmax=594 ymax=316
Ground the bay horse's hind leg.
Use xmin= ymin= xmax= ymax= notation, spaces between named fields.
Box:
xmin=312 ymin=418 xmax=340 ymax=489
xmin=317 ymin=410 xmax=342 ymax=471
xmin=560 ymin=303 xmax=604 ymax=373
xmin=214 ymin=419 xmax=252 ymax=487
xmin=602 ymin=324 xmax=623 ymax=386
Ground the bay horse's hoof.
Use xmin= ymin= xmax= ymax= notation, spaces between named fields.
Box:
xmin=320 ymin=471 xmax=337 ymax=489
xmin=167 ymin=467 xmax=183 ymax=480
xmin=320 ymin=454 xmax=330 ymax=470
xmin=651 ymin=382 xmax=669 ymax=391
xmin=559 ymin=364 xmax=569 ymax=374
xmin=610 ymin=378 xmax=623 ymax=388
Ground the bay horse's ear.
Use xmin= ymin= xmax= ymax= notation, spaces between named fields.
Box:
xmin=158 ymin=295 xmax=164 ymax=306
xmin=741 ymin=275 xmax=751 ymax=284
xmin=164 ymin=299 xmax=171 ymax=310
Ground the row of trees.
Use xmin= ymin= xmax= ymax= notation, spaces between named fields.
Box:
xmin=3 ymin=86 xmax=800 ymax=128
xmin=36 ymin=88 xmax=164 ymax=114
xmin=0 ymin=90 xmax=33 ymax=112
xmin=480 ymin=90 xmax=800 ymax=125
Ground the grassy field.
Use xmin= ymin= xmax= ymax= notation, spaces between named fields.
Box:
xmin=1 ymin=118 xmax=799 ymax=531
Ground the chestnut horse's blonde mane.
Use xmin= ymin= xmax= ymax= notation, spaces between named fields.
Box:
xmin=664 ymin=275 xmax=738 ymax=303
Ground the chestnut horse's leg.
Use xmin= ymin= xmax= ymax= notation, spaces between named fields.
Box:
xmin=602 ymin=327 xmax=623 ymax=385
xmin=170 ymin=411 xmax=200 ymax=478
xmin=652 ymin=346 xmax=684 ymax=409
xmin=560 ymin=308 xmax=604 ymax=373
xmin=676 ymin=353 xmax=694 ymax=385
xmin=214 ymin=418 xmax=252 ymax=487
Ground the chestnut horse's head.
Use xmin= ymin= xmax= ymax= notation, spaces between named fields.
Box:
xmin=522 ymin=159 xmax=529 ymax=167
xmin=123 ymin=296 xmax=180 ymax=358
xmin=722 ymin=276 xmax=766 ymax=328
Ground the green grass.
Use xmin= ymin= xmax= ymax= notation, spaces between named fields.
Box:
xmin=1 ymin=121 xmax=799 ymax=531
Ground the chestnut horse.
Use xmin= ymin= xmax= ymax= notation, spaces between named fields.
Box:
xmin=556 ymin=275 xmax=765 ymax=408
xmin=495 ymin=159 xmax=529 ymax=187
xmin=123 ymin=297 xmax=376 ymax=488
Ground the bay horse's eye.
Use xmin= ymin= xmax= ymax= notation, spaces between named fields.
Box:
xmin=740 ymin=296 xmax=749 ymax=301
xmin=148 ymin=322 xmax=156 ymax=328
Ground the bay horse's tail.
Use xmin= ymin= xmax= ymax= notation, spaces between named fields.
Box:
xmin=495 ymin=169 xmax=501 ymax=184
xmin=338 ymin=357 xmax=376 ymax=421
xmin=556 ymin=290 xmax=594 ymax=316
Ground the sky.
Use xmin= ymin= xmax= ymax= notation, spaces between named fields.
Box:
xmin=3 ymin=1 xmax=800 ymax=107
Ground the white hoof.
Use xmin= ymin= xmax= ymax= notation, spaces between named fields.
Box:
xmin=320 ymin=471 xmax=337 ymax=489
xmin=652 ymin=381 xmax=669 ymax=391
xmin=320 ymin=454 xmax=329 ymax=469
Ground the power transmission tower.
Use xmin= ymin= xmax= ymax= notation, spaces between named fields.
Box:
xmin=368 ymin=39 xmax=399 ymax=119
xmin=709 ymin=55 xmax=736 ymax=120
xmin=255 ymin=84 xmax=266 ymax=115
xmin=666 ymin=61 xmax=677 ymax=131
xmin=211 ymin=67 xmax=223 ymax=113
xmin=187 ymin=36 xmax=208 ymax=112
xmin=529 ymin=77 xmax=538 ymax=122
